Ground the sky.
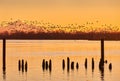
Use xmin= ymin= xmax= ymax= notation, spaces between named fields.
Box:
xmin=0 ymin=0 xmax=120 ymax=25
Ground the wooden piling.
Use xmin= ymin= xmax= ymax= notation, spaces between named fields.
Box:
xmin=25 ymin=61 xmax=28 ymax=72
xmin=3 ymin=39 xmax=6 ymax=71
xmin=85 ymin=58 xmax=87 ymax=69
xmin=42 ymin=59 xmax=45 ymax=71
xmin=101 ymin=39 xmax=104 ymax=62
xmin=62 ymin=59 xmax=65 ymax=70
xmin=92 ymin=58 xmax=94 ymax=70
xmin=109 ymin=63 xmax=112 ymax=70
xmin=18 ymin=60 xmax=21 ymax=71
xmin=22 ymin=59 xmax=24 ymax=72
xmin=76 ymin=62 xmax=79 ymax=69
xmin=71 ymin=62 xmax=74 ymax=70
xmin=46 ymin=61 xmax=49 ymax=70
xmin=99 ymin=39 xmax=104 ymax=69
xmin=67 ymin=57 xmax=70 ymax=71
xmin=49 ymin=59 xmax=52 ymax=71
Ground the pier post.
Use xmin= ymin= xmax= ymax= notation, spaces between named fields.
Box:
xmin=3 ymin=39 xmax=6 ymax=71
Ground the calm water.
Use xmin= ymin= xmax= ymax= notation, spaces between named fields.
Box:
xmin=0 ymin=40 xmax=120 ymax=81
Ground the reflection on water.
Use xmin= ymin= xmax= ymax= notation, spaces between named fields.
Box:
xmin=3 ymin=69 xmax=6 ymax=80
xmin=99 ymin=66 xmax=104 ymax=81
xmin=0 ymin=40 xmax=120 ymax=81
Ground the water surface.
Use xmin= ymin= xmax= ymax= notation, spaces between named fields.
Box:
xmin=0 ymin=40 xmax=120 ymax=81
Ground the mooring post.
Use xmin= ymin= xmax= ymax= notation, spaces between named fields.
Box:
xmin=3 ymin=38 xmax=6 ymax=71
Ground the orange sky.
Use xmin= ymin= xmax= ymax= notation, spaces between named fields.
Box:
xmin=0 ymin=0 xmax=120 ymax=25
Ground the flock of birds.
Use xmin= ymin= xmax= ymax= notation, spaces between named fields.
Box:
xmin=0 ymin=20 xmax=119 ymax=35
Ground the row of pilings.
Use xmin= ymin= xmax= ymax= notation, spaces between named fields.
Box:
xmin=62 ymin=57 xmax=95 ymax=71
xmin=17 ymin=57 xmax=112 ymax=73
xmin=18 ymin=59 xmax=28 ymax=72
xmin=42 ymin=59 xmax=52 ymax=71
xmin=62 ymin=57 xmax=112 ymax=71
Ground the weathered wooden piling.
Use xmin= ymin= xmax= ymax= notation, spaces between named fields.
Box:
xmin=67 ymin=57 xmax=70 ymax=71
xmin=76 ymin=62 xmax=79 ymax=69
xmin=49 ymin=59 xmax=52 ymax=71
xmin=101 ymin=39 xmax=104 ymax=62
xmin=42 ymin=59 xmax=45 ymax=71
xmin=46 ymin=61 xmax=49 ymax=70
xmin=99 ymin=39 xmax=104 ymax=69
xmin=92 ymin=58 xmax=94 ymax=70
xmin=22 ymin=59 xmax=24 ymax=72
xmin=71 ymin=62 xmax=74 ymax=70
xmin=25 ymin=61 xmax=28 ymax=72
xmin=85 ymin=58 xmax=87 ymax=69
xmin=62 ymin=59 xmax=65 ymax=70
xmin=109 ymin=63 xmax=112 ymax=70
xmin=18 ymin=60 xmax=21 ymax=71
xmin=3 ymin=39 xmax=6 ymax=71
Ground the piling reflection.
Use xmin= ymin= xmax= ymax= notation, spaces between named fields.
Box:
xmin=3 ymin=69 xmax=6 ymax=80
xmin=99 ymin=66 xmax=104 ymax=81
